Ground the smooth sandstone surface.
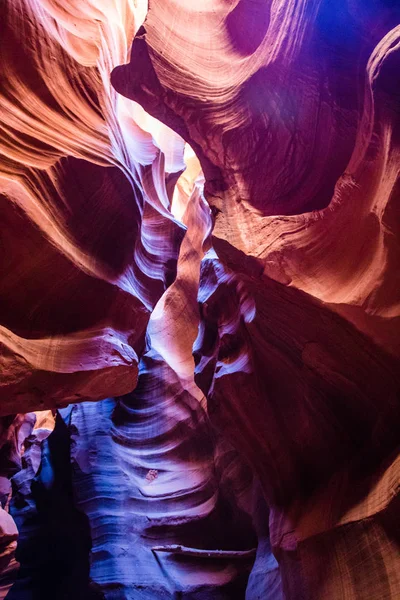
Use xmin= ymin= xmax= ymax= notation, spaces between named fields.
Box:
xmin=0 ymin=1 xmax=399 ymax=598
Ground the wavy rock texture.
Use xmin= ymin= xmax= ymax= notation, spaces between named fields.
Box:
xmin=0 ymin=0 xmax=185 ymax=414
xmin=52 ymin=189 xmax=257 ymax=598
xmin=194 ymin=253 xmax=400 ymax=598
xmin=112 ymin=0 xmax=400 ymax=354
xmin=1 ymin=0 xmax=400 ymax=599
xmin=111 ymin=1 xmax=400 ymax=598
xmin=59 ymin=352 xmax=255 ymax=599
xmin=0 ymin=414 xmax=36 ymax=599
xmin=0 ymin=411 xmax=55 ymax=598
xmin=9 ymin=413 xmax=100 ymax=599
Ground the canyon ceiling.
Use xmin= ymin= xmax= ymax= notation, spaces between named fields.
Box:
xmin=0 ymin=0 xmax=400 ymax=598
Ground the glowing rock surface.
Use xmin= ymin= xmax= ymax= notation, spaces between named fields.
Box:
xmin=0 ymin=0 xmax=400 ymax=598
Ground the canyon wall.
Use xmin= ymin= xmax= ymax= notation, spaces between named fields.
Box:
xmin=0 ymin=1 xmax=399 ymax=598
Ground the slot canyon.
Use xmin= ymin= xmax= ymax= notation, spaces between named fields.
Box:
xmin=0 ymin=1 xmax=400 ymax=598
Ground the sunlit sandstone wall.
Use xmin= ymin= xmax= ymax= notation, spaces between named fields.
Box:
xmin=1 ymin=1 xmax=400 ymax=599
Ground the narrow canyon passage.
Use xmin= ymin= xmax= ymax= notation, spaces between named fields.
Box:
xmin=0 ymin=1 xmax=400 ymax=599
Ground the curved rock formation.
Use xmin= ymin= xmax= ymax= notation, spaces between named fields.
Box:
xmin=111 ymin=1 xmax=400 ymax=597
xmin=112 ymin=0 xmax=400 ymax=353
xmin=194 ymin=252 xmax=400 ymax=597
xmin=0 ymin=0 xmax=185 ymax=413
xmin=60 ymin=351 xmax=255 ymax=598
xmin=0 ymin=414 xmax=36 ymax=599
xmin=1 ymin=0 xmax=400 ymax=598
xmin=9 ymin=413 xmax=99 ymax=599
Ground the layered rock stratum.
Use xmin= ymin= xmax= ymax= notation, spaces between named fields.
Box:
xmin=0 ymin=1 xmax=399 ymax=598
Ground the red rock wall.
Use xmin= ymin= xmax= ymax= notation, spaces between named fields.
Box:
xmin=1 ymin=1 xmax=400 ymax=598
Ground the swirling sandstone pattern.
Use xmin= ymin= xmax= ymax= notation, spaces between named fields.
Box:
xmin=1 ymin=0 xmax=400 ymax=598
xmin=0 ymin=0 xmax=184 ymax=413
